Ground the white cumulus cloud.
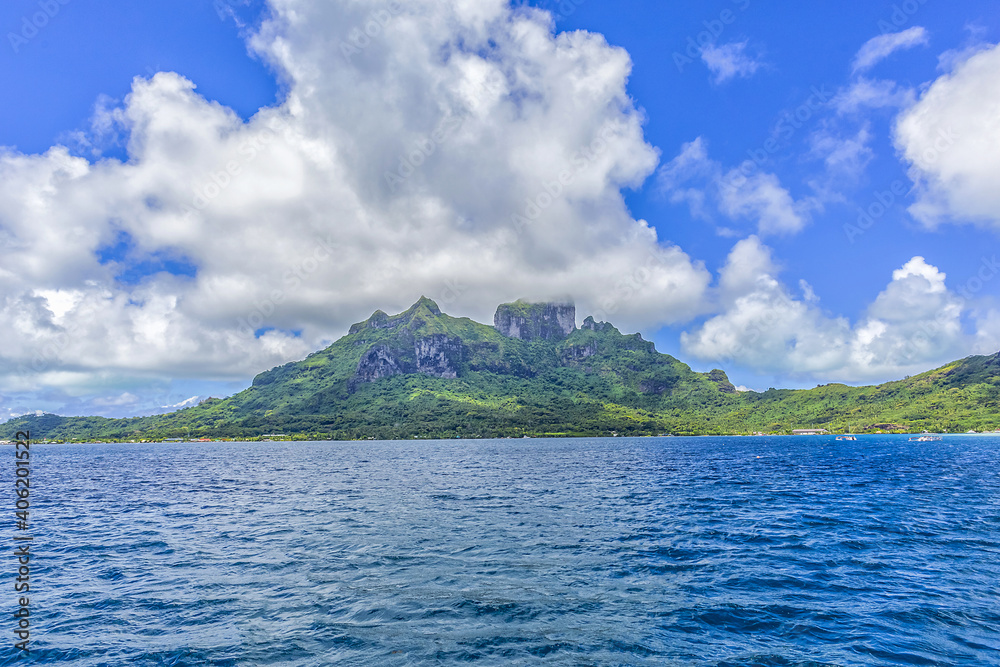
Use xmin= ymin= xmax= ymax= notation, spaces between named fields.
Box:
xmin=894 ymin=42 xmax=1000 ymax=229
xmin=682 ymin=239 xmax=992 ymax=383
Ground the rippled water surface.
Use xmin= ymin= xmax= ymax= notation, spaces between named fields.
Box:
xmin=4 ymin=435 xmax=1000 ymax=665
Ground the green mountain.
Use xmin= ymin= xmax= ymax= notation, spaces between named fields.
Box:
xmin=4 ymin=297 xmax=1000 ymax=441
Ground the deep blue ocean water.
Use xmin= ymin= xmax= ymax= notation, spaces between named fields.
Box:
xmin=3 ymin=435 xmax=1000 ymax=666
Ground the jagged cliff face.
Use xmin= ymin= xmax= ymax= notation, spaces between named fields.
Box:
xmin=494 ymin=300 xmax=576 ymax=341
xmin=346 ymin=298 xmax=466 ymax=392
xmin=349 ymin=334 xmax=463 ymax=391
xmin=343 ymin=298 xmax=690 ymax=395
xmin=347 ymin=297 xmax=581 ymax=391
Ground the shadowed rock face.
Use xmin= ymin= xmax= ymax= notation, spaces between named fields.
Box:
xmin=707 ymin=369 xmax=737 ymax=394
xmin=413 ymin=335 xmax=462 ymax=378
xmin=494 ymin=301 xmax=576 ymax=341
xmin=344 ymin=298 xmax=467 ymax=392
xmin=562 ymin=341 xmax=598 ymax=362
xmin=352 ymin=346 xmax=401 ymax=385
xmin=348 ymin=334 xmax=463 ymax=392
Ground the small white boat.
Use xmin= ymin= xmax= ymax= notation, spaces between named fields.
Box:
xmin=909 ymin=435 xmax=942 ymax=442
xmin=835 ymin=435 xmax=858 ymax=441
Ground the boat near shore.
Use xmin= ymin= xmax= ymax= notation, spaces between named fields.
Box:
xmin=909 ymin=435 xmax=942 ymax=442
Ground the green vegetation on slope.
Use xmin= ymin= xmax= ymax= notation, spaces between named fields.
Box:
xmin=4 ymin=298 xmax=1000 ymax=442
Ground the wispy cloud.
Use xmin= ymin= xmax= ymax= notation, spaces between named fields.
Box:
xmin=161 ymin=396 xmax=202 ymax=410
xmin=719 ymin=171 xmax=810 ymax=236
xmin=937 ymin=25 xmax=991 ymax=72
xmin=660 ymin=138 xmax=813 ymax=237
xmin=833 ymin=77 xmax=916 ymax=114
xmin=852 ymin=27 xmax=929 ymax=73
xmin=700 ymin=41 xmax=762 ymax=84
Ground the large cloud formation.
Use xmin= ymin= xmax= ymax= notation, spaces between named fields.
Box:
xmin=0 ymin=0 xmax=712 ymax=414
xmin=895 ymin=42 xmax=1000 ymax=228
xmin=682 ymin=238 xmax=996 ymax=384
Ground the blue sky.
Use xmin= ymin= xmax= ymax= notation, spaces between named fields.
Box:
xmin=1 ymin=0 xmax=999 ymax=419
xmin=547 ymin=0 xmax=999 ymax=321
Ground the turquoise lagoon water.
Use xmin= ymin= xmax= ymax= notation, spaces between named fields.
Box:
xmin=3 ymin=435 xmax=1000 ymax=665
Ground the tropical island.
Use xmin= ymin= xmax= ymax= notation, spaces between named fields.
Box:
xmin=3 ymin=298 xmax=999 ymax=443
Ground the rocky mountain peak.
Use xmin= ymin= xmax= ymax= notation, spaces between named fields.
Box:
xmin=581 ymin=316 xmax=615 ymax=333
xmin=408 ymin=296 xmax=441 ymax=316
xmin=348 ymin=297 xmax=442 ymax=335
xmin=494 ymin=300 xmax=576 ymax=341
xmin=706 ymin=369 xmax=737 ymax=394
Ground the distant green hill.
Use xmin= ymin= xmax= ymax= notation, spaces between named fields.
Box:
xmin=4 ymin=297 xmax=1000 ymax=441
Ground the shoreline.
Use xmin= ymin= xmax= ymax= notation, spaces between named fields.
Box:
xmin=6 ymin=431 xmax=1000 ymax=446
